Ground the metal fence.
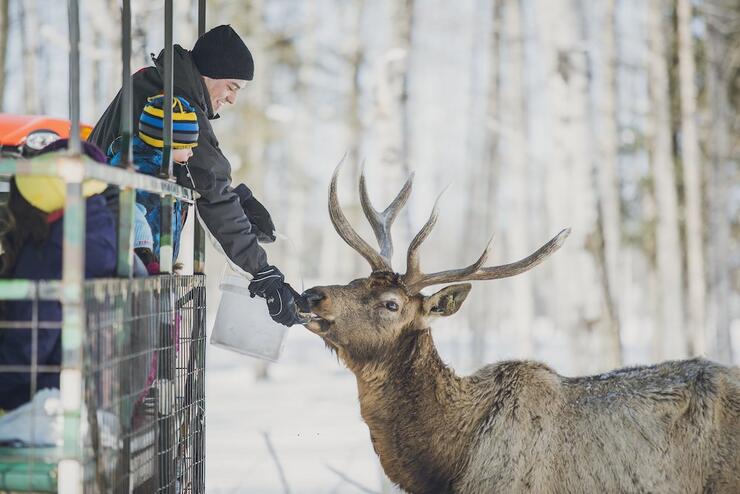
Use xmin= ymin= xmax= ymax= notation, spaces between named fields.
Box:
xmin=0 ymin=276 xmax=206 ymax=493
xmin=83 ymin=276 xmax=206 ymax=493
xmin=0 ymin=1 xmax=210 ymax=491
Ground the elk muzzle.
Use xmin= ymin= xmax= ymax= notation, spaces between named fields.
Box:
xmin=301 ymin=287 xmax=334 ymax=333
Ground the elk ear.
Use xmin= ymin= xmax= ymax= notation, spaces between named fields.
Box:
xmin=422 ymin=283 xmax=472 ymax=317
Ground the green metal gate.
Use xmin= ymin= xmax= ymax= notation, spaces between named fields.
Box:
xmin=0 ymin=1 xmax=210 ymax=492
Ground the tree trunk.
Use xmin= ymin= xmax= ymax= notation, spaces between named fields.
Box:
xmin=499 ymin=0 xmax=533 ymax=359
xmin=677 ymin=0 xmax=706 ymax=356
xmin=583 ymin=0 xmax=623 ymax=367
xmin=0 ymin=0 xmax=9 ymax=110
xmin=376 ymin=0 xmax=414 ymax=266
xmin=647 ymin=0 xmax=687 ymax=361
xmin=704 ymin=18 xmax=734 ymax=365
xmin=463 ymin=0 xmax=498 ymax=369
xmin=535 ymin=0 xmax=603 ymax=374
xmin=19 ymin=2 xmax=38 ymax=114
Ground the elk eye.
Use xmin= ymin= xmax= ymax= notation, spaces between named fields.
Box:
xmin=384 ymin=301 xmax=399 ymax=312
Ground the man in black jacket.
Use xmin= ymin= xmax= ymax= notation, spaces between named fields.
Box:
xmin=90 ymin=25 xmax=305 ymax=326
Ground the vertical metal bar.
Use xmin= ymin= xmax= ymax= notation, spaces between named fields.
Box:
xmin=194 ymin=0 xmax=208 ymax=274
xmin=116 ymin=0 xmax=135 ymax=278
xmin=198 ymin=0 xmax=206 ymax=36
xmin=117 ymin=189 xmax=136 ymax=277
xmin=160 ymin=196 xmax=174 ymax=274
xmin=120 ymin=0 xmax=133 ymax=166
xmin=160 ymin=0 xmax=174 ymax=179
xmin=59 ymin=167 xmax=85 ymax=494
xmin=68 ymin=0 xmax=80 ymax=154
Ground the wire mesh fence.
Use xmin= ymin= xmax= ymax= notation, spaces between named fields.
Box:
xmin=0 ymin=275 xmax=206 ymax=493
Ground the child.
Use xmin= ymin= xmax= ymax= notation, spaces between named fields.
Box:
xmin=108 ymin=94 xmax=199 ymax=267
xmin=0 ymin=141 xmax=116 ymax=411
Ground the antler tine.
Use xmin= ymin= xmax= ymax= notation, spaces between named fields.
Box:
xmin=407 ymin=228 xmax=571 ymax=292
xmin=329 ymin=157 xmax=391 ymax=272
xmin=403 ymin=186 xmax=448 ymax=285
xmin=359 ymin=164 xmax=414 ymax=265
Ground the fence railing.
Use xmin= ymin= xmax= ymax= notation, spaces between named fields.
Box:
xmin=0 ymin=0 xmax=210 ymax=491
xmin=0 ymin=155 xmax=207 ymax=494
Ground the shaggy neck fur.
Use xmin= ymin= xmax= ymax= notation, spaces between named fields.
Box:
xmin=346 ymin=326 xmax=486 ymax=493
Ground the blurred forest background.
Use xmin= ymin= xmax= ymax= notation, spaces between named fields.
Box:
xmin=0 ymin=1 xmax=739 ymax=491
xmin=0 ymin=0 xmax=739 ymax=375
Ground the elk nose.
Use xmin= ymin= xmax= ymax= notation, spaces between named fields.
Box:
xmin=302 ymin=288 xmax=326 ymax=308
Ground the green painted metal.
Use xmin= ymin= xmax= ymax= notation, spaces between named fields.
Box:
xmin=117 ymin=188 xmax=136 ymax=277
xmin=60 ymin=179 xmax=84 ymax=493
xmin=0 ymin=154 xmax=193 ymax=201
xmin=160 ymin=0 xmax=174 ymax=179
xmin=160 ymin=195 xmax=174 ymax=273
xmin=194 ymin=0 xmax=208 ymax=273
xmin=120 ymin=0 xmax=133 ymax=167
xmin=0 ymin=280 xmax=63 ymax=301
xmin=0 ymin=279 xmax=37 ymax=300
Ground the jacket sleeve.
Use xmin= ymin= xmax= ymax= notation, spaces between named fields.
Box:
xmin=89 ymin=88 xmax=123 ymax=154
xmin=187 ymin=110 xmax=267 ymax=275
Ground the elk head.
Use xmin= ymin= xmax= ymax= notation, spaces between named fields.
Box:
xmin=302 ymin=160 xmax=570 ymax=367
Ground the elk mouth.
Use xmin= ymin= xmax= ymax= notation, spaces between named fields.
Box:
xmin=301 ymin=311 xmax=334 ymax=334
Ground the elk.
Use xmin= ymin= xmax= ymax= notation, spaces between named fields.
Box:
xmin=301 ymin=162 xmax=740 ymax=494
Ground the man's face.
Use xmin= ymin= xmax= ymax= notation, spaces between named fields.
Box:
xmin=202 ymin=76 xmax=247 ymax=114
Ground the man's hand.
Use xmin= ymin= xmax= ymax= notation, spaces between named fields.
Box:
xmin=249 ymin=265 xmax=307 ymax=327
xmin=234 ymin=184 xmax=276 ymax=243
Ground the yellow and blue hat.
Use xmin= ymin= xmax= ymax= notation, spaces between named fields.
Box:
xmin=139 ymin=95 xmax=199 ymax=149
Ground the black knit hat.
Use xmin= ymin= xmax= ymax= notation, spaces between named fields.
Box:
xmin=191 ymin=25 xmax=254 ymax=81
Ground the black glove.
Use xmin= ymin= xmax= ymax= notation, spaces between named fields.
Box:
xmin=234 ymin=184 xmax=276 ymax=243
xmin=248 ymin=265 xmax=307 ymax=327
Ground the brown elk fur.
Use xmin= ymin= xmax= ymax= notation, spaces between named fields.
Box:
xmin=305 ymin=275 xmax=740 ymax=493
xmin=307 ymin=166 xmax=740 ymax=493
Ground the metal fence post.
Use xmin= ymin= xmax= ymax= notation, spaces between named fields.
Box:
xmin=117 ymin=0 xmax=135 ymax=277
xmin=194 ymin=0 xmax=207 ymax=274
xmin=58 ymin=2 xmax=84 ymax=492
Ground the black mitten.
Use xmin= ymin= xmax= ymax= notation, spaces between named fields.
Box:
xmin=234 ymin=183 xmax=276 ymax=243
xmin=248 ymin=266 xmax=307 ymax=327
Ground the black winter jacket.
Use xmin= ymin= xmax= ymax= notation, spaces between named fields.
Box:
xmin=89 ymin=45 xmax=267 ymax=274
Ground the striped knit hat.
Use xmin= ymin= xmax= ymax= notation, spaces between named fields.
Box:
xmin=139 ymin=95 xmax=199 ymax=149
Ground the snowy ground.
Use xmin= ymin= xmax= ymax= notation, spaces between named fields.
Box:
xmin=205 ymin=328 xmax=386 ymax=494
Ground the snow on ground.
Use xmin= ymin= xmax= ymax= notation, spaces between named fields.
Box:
xmin=205 ymin=327 xmax=385 ymax=494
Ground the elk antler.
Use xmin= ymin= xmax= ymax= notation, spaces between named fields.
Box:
xmin=402 ymin=194 xmax=570 ymax=292
xmin=359 ymin=163 xmax=414 ymax=266
xmin=329 ymin=158 xmax=413 ymax=273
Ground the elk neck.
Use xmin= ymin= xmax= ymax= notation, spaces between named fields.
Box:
xmin=350 ymin=326 xmax=485 ymax=493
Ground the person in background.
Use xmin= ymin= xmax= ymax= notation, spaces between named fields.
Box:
xmin=89 ymin=24 xmax=306 ymax=326
xmin=0 ymin=141 xmax=116 ymax=411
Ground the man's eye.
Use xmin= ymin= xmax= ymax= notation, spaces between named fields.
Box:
xmin=384 ymin=301 xmax=399 ymax=312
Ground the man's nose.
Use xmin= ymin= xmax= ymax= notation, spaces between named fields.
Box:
xmin=302 ymin=288 xmax=326 ymax=309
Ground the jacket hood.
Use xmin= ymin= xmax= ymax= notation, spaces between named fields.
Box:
xmin=152 ymin=45 xmax=217 ymax=119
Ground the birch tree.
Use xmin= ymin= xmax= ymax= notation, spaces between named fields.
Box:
xmin=582 ymin=0 xmax=623 ymax=367
xmin=375 ymin=0 xmax=415 ymax=265
xmin=677 ymin=0 xmax=706 ymax=356
xmin=463 ymin=0 xmax=498 ymax=369
xmin=703 ymin=0 xmax=738 ymax=364
xmin=498 ymin=0 xmax=533 ymax=359
xmin=535 ymin=0 xmax=605 ymax=374
xmin=647 ymin=0 xmax=687 ymax=361
xmin=19 ymin=1 xmax=38 ymax=114
xmin=0 ymin=0 xmax=9 ymax=110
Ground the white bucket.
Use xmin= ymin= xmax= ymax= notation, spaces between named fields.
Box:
xmin=209 ymin=235 xmax=302 ymax=362
xmin=210 ymin=273 xmax=289 ymax=361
